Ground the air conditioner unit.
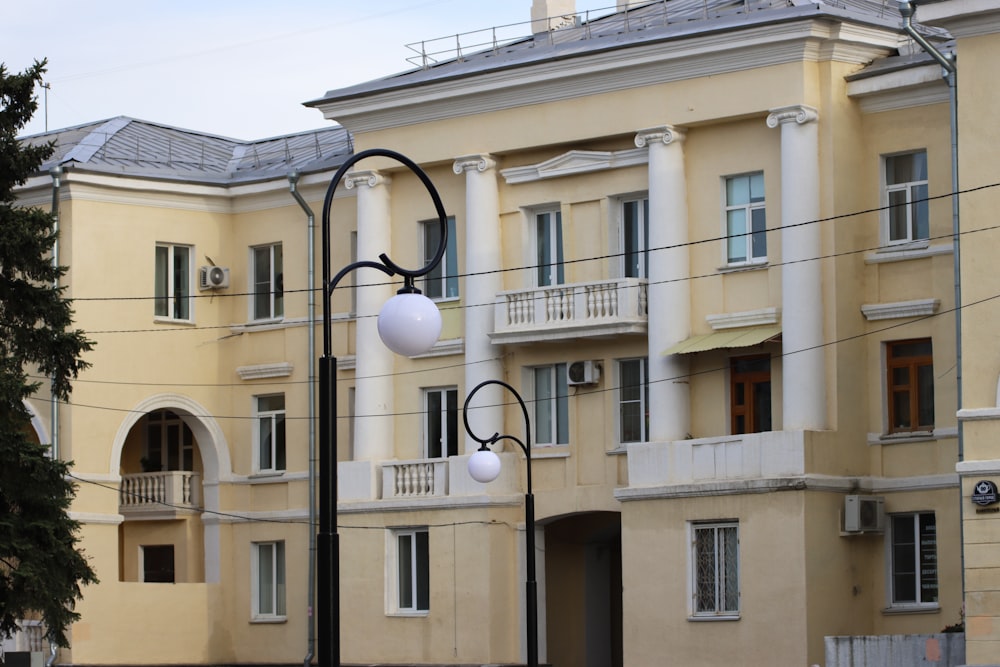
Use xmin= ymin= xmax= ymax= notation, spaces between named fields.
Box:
xmin=844 ymin=495 xmax=885 ymax=533
xmin=199 ymin=265 xmax=230 ymax=290
xmin=567 ymin=360 xmax=601 ymax=386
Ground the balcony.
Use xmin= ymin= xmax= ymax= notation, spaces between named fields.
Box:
xmin=119 ymin=471 xmax=202 ymax=518
xmin=381 ymin=459 xmax=449 ymax=498
xmin=491 ymin=278 xmax=648 ymax=344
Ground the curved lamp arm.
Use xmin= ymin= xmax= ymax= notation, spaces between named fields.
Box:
xmin=463 ymin=379 xmax=532 ymax=487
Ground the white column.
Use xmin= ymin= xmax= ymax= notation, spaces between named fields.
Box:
xmin=345 ymin=170 xmax=395 ymax=461
xmin=454 ymin=154 xmax=504 ymax=452
xmin=636 ymin=126 xmax=690 ymax=442
xmin=767 ymin=105 xmax=826 ymax=430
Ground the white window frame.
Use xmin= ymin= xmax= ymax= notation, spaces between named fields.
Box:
xmin=251 ymin=243 xmax=283 ymax=321
xmin=421 ymin=216 xmax=459 ymax=301
xmin=388 ymin=528 xmax=429 ymax=615
xmin=423 ymin=387 xmax=458 ymax=459
xmin=532 ymin=206 xmax=565 ymax=287
xmin=254 ymin=394 xmax=286 ymax=474
xmin=529 ymin=364 xmax=569 ymax=447
xmin=882 ymin=149 xmax=929 ymax=246
xmin=154 ymin=243 xmax=193 ymax=321
xmin=690 ymin=521 xmax=740 ymax=619
xmin=251 ymin=541 xmax=286 ymax=620
xmin=617 ymin=358 xmax=648 ymax=445
xmin=619 ymin=196 xmax=649 ymax=279
xmin=887 ymin=511 xmax=938 ymax=609
xmin=723 ymin=172 xmax=767 ymax=266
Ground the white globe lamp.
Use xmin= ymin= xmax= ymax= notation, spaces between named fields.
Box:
xmin=377 ymin=291 xmax=442 ymax=357
xmin=468 ymin=447 xmax=502 ymax=484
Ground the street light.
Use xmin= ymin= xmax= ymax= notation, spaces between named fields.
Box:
xmin=463 ymin=379 xmax=538 ymax=667
xmin=318 ymin=148 xmax=448 ymax=667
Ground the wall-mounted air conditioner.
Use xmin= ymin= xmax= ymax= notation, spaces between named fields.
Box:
xmin=844 ymin=495 xmax=885 ymax=533
xmin=567 ymin=360 xmax=601 ymax=386
xmin=199 ymin=265 xmax=230 ymax=290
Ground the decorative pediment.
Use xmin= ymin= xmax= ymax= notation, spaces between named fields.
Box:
xmin=501 ymin=148 xmax=647 ymax=184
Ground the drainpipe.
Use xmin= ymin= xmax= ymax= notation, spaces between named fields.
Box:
xmin=49 ymin=165 xmax=63 ymax=462
xmin=47 ymin=165 xmax=62 ymax=666
xmin=289 ymin=171 xmax=317 ymax=667
xmin=899 ymin=0 xmax=965 ymax=609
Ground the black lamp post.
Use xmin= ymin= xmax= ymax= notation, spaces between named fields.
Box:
xmin=463 ymin=379 xmax=538 ymax=667
xmin=318 ymin=148 xmax=448 ymax=667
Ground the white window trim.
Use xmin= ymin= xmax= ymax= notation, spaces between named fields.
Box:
xmin=722 ymin=172 xmax=767 ymax=268
xmin=611 ymin=193 xmax=650 ymax=279
xmin=250 ymin=243 xmax=283 ymax=322
xmin=688 ymin=521 xmax=740 ymax=620
xmin=386 ymin=528 xmax=430 ymax=616
xmin=251 ymin=541 xmax=287 ymax=621
xmin=154 ymin=243 xmax=194 ymax=322
xmin=253 ymin=394 xmax=286 ymax=475
xmin=420 ymin=217 xmax=459 ymax=303
xmin=616 ymin=357 xmax=649 ymax=446
xmin=422 ymin=386 xmax=458 ymax=459
xmin=524 ymin=204 xmax=565 ymax=288
xmin=885 ymin=511 xmax=939 ymax=611
xmin=524 ymin=364 xmax=570 ymax=448
xmin=880 ymin=149 xmax=929 ymax=248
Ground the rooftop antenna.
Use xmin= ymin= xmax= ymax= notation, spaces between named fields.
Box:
xmin=41 ymin=82 xmax=51 ymax=131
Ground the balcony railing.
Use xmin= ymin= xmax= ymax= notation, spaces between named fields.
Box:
xmin=119 ymin=471 xmax=202 ymax=516
xmin=382 ymin=459 xmax=449 ymax=499
xmin=492 ymin=278 xmax=648 ymax=344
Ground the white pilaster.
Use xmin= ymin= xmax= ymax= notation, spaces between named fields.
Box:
xmin=454 ymin=154 xmax=505 ymax=452
xmin=345 ymin=170 xmax=395 ymax=461
xmin=635 ymin=126 xmax=691 ymax=442
xmin=766 ymin=105 xmax=826 ymax=430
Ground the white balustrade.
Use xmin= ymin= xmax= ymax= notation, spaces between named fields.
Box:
xmin=381 ymin=459 xmax=449 ymax=498
xmin=119 ymin=471 xmax=202 ymax=513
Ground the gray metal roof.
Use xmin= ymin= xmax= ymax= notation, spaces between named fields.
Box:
xmin=22 ymin=116 xmax=351 ymax=185
xmin=309 ymin=0 xmax=948 ymax=106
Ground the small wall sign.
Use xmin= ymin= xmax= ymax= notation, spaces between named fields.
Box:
xmin=972 ymin=480 xmax=999 ymax=507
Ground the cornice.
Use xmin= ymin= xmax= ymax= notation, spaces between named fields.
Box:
xmin=500 ymin=148 xmax=647 ymax=184
xmin=915 ymin=0 xmax=1000 ymax=38
xmin=236 ymin=362 xmax=294 ymax=380
xmin=706 ymin=307 xmax=780 ymax=330
xmin=860 ymin=298 xmax=940 ymax=321
xmin=318 ymin=20 xmax=896 ymax=134
xmin=847 ymin=63 xmax=950 ymax=113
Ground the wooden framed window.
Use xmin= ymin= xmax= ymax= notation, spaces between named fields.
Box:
xmin=730 ymin=356 xmax=771 ymax=435
xmin=886 ymin=339 xmax=934 ymax=433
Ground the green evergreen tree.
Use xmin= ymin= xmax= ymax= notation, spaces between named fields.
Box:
xmin=0 ymin=60 xmax=97 ymax=649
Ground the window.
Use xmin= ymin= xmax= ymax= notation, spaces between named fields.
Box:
xmin=884 ymin=150 xmax=929 ymax=244
xmin=255 ymin=395 xmax=286 ymax=473
xmin=889 ymin=512 xmax=937 ymax=606
xmin=534 ymin=364 xmax=569 ymax=445
xmin=141 ymin=545 xmax=175 ymax=583
xmin=252 ymin=244 xmax=283 ymax=320
xmin=154 ymin=244 xmax=192 ymax=320
xmin=886 ymin=339 xmax=934 ymax=434
xmin=144 ymin=410 xmax=194 ymax=472
xmin=692 ymin=522 xmax=739 ymax=616
xmin=424 ymin=387 xmax=458 ymax=458
xmin=622 ymin=198 xmax=649 ymax=278
xmin=393 ymin=528 xmax=429 ymax=613
xmin=535 ymin=209 xmax=565 ymax=286
xmin=730 ymin=356 xmax=771 ymax=435
xmin=422 ymin=217 xmax=458 ymax=300
xmin=725 ymin=173 xmax=766 ymax=265
xmin=252 ymin=541 xmax=286 ymax=618
xmin=618 ymin=358 xmax=648 ymax=444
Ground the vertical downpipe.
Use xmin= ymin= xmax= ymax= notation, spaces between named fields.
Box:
xmin=49 ymin=166 xmax=62 ymax=461
xmin=289 ymin=172 xmax=317 ymax=667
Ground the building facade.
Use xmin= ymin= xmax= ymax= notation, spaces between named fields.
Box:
xmin=11 ymin=0 xmax=1000 ymax=665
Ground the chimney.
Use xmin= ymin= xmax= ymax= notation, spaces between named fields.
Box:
xmin=531 ymin=0 xmax=577 ymax=34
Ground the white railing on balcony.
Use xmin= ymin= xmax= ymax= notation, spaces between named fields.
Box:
xmin=381 ymin=459 xmax=449 ymax=499
xmin=120 ymin=471 xmax=202 ymax=514
xmin=493 ymin=278 xmax=648 ymax=344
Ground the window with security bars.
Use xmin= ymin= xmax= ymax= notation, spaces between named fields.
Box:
xmin=693 ymin=522 xmax=739 ymax=616
xmin=890 ymin=512 xmax=938 ymax=606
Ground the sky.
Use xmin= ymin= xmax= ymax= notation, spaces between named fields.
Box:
xmin=6 ymin=0 xmax=615 ymax=140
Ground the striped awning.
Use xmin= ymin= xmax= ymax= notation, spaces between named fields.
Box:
xmin=662 ymin=325 xmax=781 ymax=355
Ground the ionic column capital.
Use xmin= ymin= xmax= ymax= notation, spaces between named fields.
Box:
xmin=344 ymin=169 xmax=390 ymax=190
xmin=634 ymin=125 xmax=685 ymax=149
xmin=453 ymin=154 xmax=497 ymax=175
xmin=766 ymin=105 xmax=819 ymax=128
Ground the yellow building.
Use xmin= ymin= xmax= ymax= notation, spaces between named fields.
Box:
xmin=12 ymin=0 xmax=1000 ymax=666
